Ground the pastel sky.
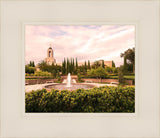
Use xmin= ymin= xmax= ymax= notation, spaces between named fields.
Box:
xmin=25 ymin=25 xmax=135 ymax=67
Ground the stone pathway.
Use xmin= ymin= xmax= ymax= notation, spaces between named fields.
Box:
xmin=25 ymin=83 xmax=56 ymax=93
xmin=82 ymin=83 xmax=117 ymax=87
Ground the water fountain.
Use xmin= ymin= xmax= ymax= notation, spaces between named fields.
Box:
xmin=45 ymin=73 xmax=94 ymax=91
xmin=66 ymin=73 xmax=71 ymax=87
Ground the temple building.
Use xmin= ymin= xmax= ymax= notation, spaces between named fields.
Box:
xmin=45 ymin=47 xmax=56 ymax=65
xmin=97 ymin=60 xmax=112 ymax=67
xmin=77 ymin=60 xmax=112 ymax=67
xmin=44 ymin=47 xmax=113 ymax=67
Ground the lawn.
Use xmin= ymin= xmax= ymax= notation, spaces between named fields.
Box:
xmin=109 ymin=75 xmax=135 ymax=80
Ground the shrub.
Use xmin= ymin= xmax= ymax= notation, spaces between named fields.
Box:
xmin=106 ymin=66 xmax=113 ymax=73
xmin=77 ymin=73 xmax=82 ymax=82
xmin=118 ymin=66 xmax=124 ymax=83
xmin=34 ymin=71 xmax=52 ymax=77
xmin=25 ymin=66 xmax=36 ymax=74
xmin=25 ymin=86 xmax=135 ymax=113
xmin=87 ymin=67 xmax=108 ymax=81
xmin=25 ymin=89 xmax=47 ymax=112
xmin=95 ymin=66 xmax=108 ymax=82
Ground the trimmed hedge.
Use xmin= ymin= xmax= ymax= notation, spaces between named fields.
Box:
xmin=25 ymin=86 xmax=135 ymax=113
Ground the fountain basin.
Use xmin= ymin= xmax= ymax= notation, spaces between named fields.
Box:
xmin=45 ymin=83 xmax=95 ymax=91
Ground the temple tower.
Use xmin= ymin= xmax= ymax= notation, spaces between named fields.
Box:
xmin=45 ymin=47 xmax=56 ymax=65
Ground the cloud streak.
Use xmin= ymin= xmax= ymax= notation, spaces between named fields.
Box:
xmin=25 ymin=25 xmax=135 ymax=67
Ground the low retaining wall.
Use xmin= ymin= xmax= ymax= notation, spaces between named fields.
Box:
xmin=26 ymin=78 xmax=133 ymax=85
xmin=25 ymin=76 xmax=52 ymax=79
xmin=61 ymin=75 xmax=77 ymax=79
xmin=25 ymin=79 xmax=58 ymax=85
xmin=82 ymin=78 xmax=133 ymax=85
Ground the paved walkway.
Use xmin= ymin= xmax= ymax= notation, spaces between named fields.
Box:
xmin=25 ymin=83 xmax=117 ymax=93
xmin=82 ymin=83 xmax=117 ymax=87
xmin=25 ymin=83 xmax=56 ymax=93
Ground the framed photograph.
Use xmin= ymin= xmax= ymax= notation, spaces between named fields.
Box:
xmin=24 ymin=24 xmax=136 ymax=113
xmin=1 ymin=0 xmax=159 ymax=138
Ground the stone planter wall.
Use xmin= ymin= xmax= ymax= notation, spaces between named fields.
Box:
xmin=82 ymin=78 xmax=133 ymax=85
xmin=25 ymin=79 xmax=57 ymax=85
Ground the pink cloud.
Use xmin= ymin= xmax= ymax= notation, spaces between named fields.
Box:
xmin=25 ymin=25 xmax=135 ymax=67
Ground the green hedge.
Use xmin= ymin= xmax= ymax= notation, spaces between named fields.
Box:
xmin=25 ymin=86 xmax=135 ymax=113
xmin=108 ymin=75 xmax=135 ymax=80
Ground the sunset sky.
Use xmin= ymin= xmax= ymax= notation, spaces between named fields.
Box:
xmin=25 ymin=25 xmax=135 ymax=67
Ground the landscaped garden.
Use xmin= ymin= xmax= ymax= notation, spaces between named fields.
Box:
xmin=25 ymin=47 xmax=135 ymax=113
xmin=25 ymin=47 xmax=135 ymax=85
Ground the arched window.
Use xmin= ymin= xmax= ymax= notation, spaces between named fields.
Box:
xmin=49 ymin=51 xmax=51 ymax=57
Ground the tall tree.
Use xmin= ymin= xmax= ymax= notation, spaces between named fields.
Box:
xmin=102 ymin=60 xmax=105 ymax=68
xmin=62 ymin=58 xmax=66 ymax=75
xmin=29 ymin=61 xmax=32 ymax=66
xmin=95 ymin=66 xmax=108 ymax=82
xmin=112 ymin=60 xmax=115 ymax=67
xmin=84 ymin=61 xmax=87 ymax=72
xmin=87 ymin=67 xmax=108 ymax=82
xmin=121 ymin=47 xmax=135 ymax=73
xmin=92 ymin=61 xmax=101 ymax=69
xmin=88 ymin=60 xmax=91 ymax=69
xmin=67 ymin=58 xmax=69 ymax=74
xmin=30 ymin=61 xmax=35 ymax=67
xmin=72 ymin=58 xmax=75 ymax=74
xmin=61 ymin=60 xmax=64 ymax=74
xmin=70 ymin=58 xmax=72 ymax=74
xmin=76 ymin=58 xmax=78 ymax=70
xmin=123 ymin=56 xmax=128 ymax=72
xmin=38 ymin=60 xmax=61 ymax=78
xmin=118 ymin=65 xmax=124 ymax=83
xmin=64 ymin=58 xmax=66 ymax=74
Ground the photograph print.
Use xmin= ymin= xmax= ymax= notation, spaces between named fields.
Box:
xmin=25 ymin=25 xmax=135 ymax=113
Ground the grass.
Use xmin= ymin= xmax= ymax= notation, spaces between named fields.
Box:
xmin=25 ymin=77 xmax=53 ymax=80
xmin=95 ymin=82 xmax=110 ymax=84
xmin=109 ymin=75 xmax=135 ymax=80
xmin=25 ymin=78 xmax=38 ymax=80
xmin=124 ymin=76 xmax=135 ymax=80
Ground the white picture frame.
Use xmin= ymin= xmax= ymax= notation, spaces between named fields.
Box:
xmin=22 ymin=22 xmax=138 ymax=117
xmin=0 ymin=0 xmax=159 ymax=138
